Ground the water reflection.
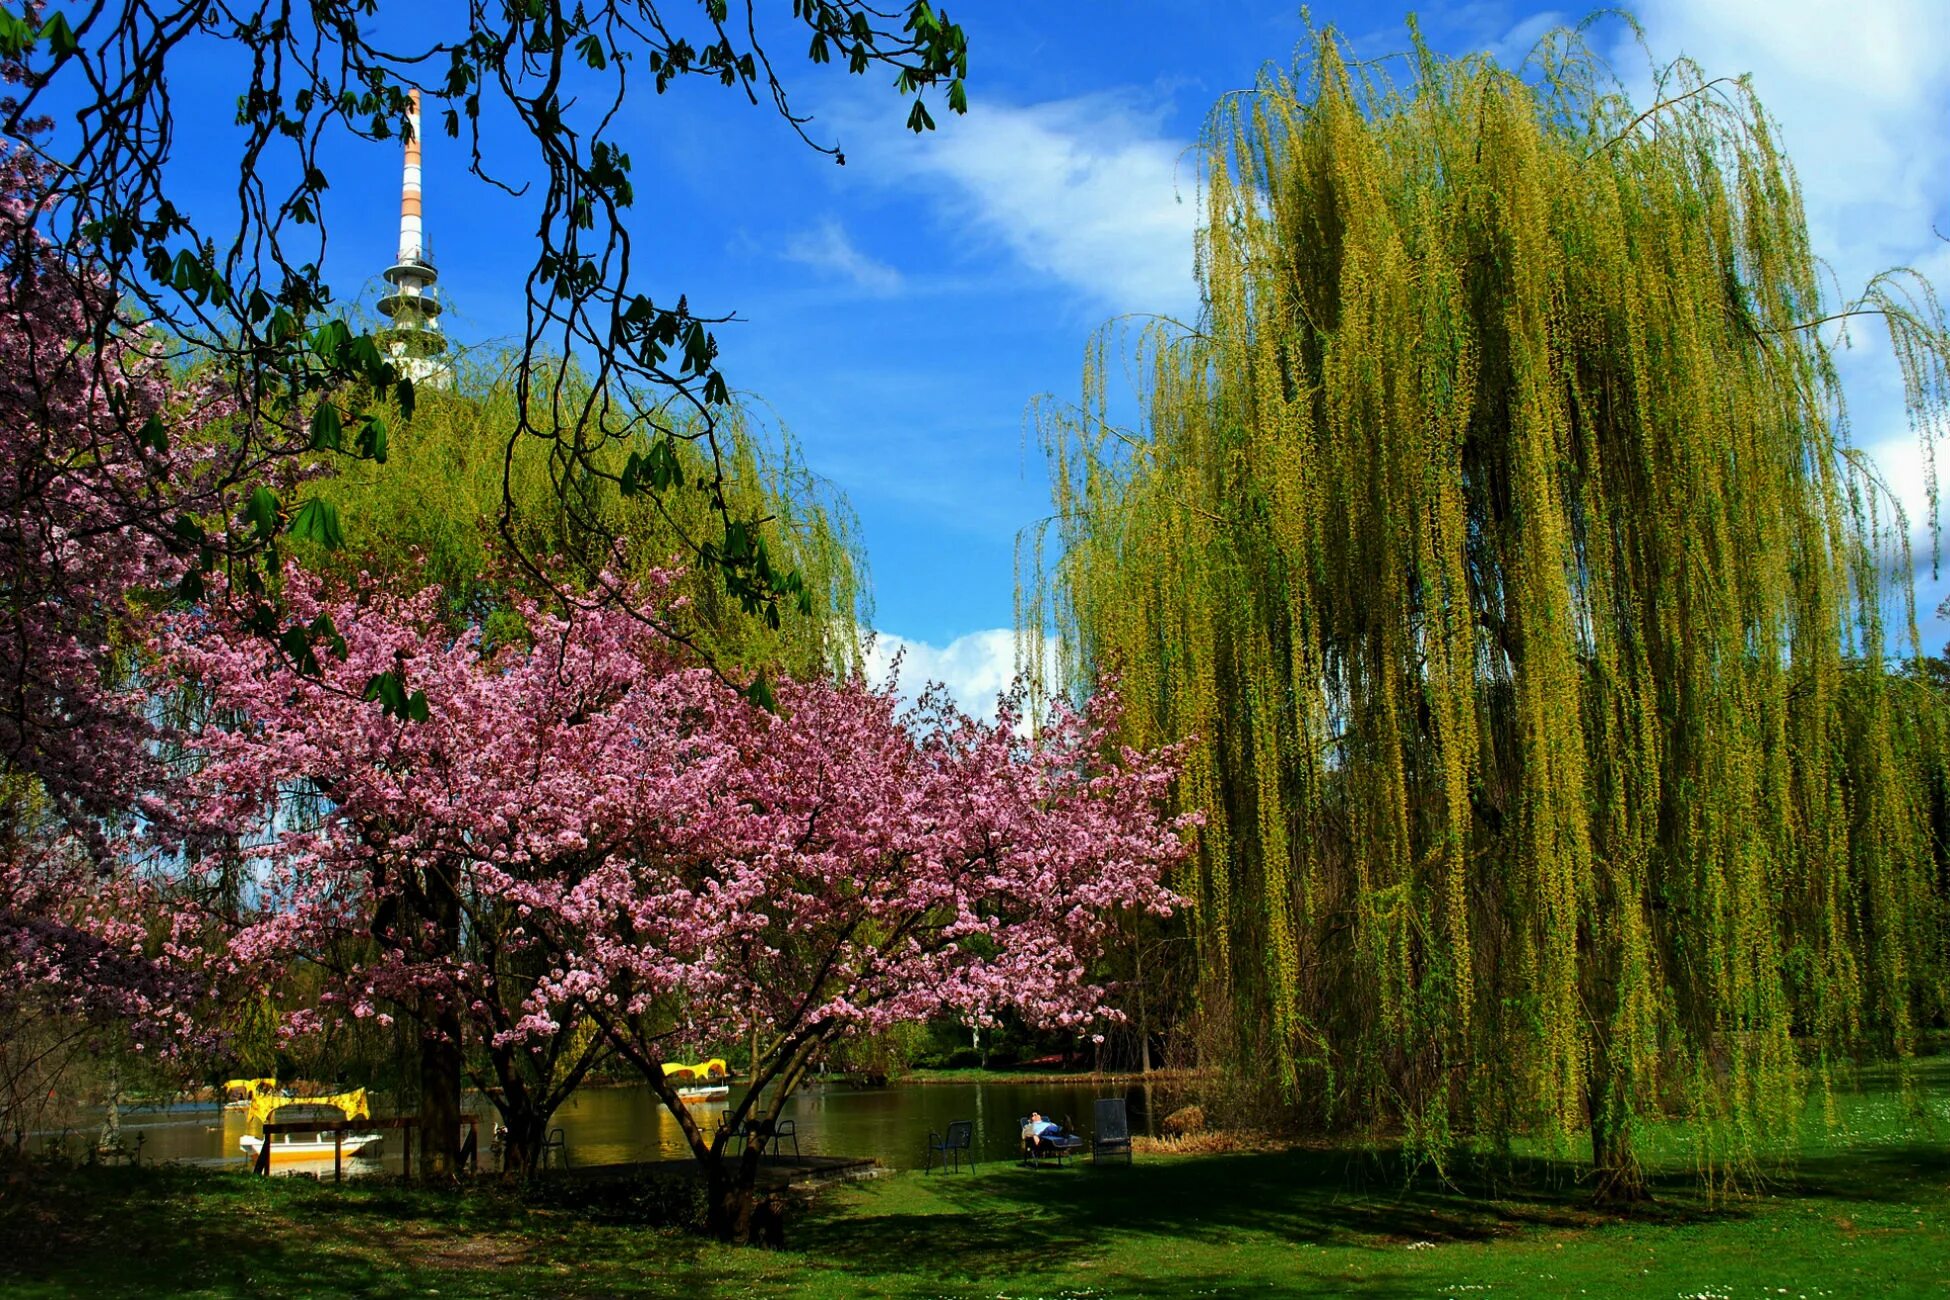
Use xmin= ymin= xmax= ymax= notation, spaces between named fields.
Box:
xmin=79 ymin=1079 xmax=1168 ymax=1173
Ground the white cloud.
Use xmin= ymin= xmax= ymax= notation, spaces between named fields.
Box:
xmin=862 ymin=626 xmax=1020 ymax=718
xmin=859 ymin=625 xmax=1071 ymax=722
xmin=870 ymin=92 xmax=1200 ymax=316
xmin=781 ymin=218 xmax=904 ymax=295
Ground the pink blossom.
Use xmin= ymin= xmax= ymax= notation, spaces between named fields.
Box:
xmin=153 ymin=561 xmax=1192 ymax=1174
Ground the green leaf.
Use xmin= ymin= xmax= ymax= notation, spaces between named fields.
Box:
xmin=278 ymin=624 xmax=321 ymax=677
xmin=354 ymin=416 xmax=388 ymax=464
xmin=362 ymin=670 xmax=408 ymax=717
xmin=138 ymin=413 xmax=168 ymax=455
xmin=346 ymin=334 xmax=385 ymax=374
xmin=647 ymin=437 xmax=684 ymax=491
xmin=742 ymin=671 xmax=777 ymax=713
xmin=360 ymin=670 xmax=430 ymax=724
xmin=169 ymin=249 xmax=208 ymax=298
xmin=245 ymin=487 xmax=281 ymax=542
xmin=38 ymin=11 xmax=76 ymax=57
xmin=289 ymin=497 xmax=345 ymax=550
xmin=0 ymin=9 xmax=37 ymax=59
xmin=244 ymin=603 xmax=280 ymax=637
xmin=309 ymin=402 xmax=344 ymax=452
xmin=308 ymin=612 xmax=349 ymax=660
xmin=681 ymin=321 xmax=712 ymax=373
xmin=309 ymin=319 xmax=352 ymax=366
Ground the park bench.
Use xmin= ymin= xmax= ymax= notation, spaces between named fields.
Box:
xmin=924 ymin=1119 xmax=975 ymax=1173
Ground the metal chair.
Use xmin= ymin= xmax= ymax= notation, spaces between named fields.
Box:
xmin=540 ymin=1126 xmax=569 ymax=1170
xmin=925 ymin=1119 xmax=975 ymax=1173
xmin=1091 ymin=1097 xmax=1132 ymax=1165
xmin=718 ymin=1116 xmax=799 ymax=1159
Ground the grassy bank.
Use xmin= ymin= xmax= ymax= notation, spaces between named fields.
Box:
xmin=4 ymin=1123 xmax=1946 ymax=1299
xmin=896 ymin=1065 xmax=1205 ymax=1085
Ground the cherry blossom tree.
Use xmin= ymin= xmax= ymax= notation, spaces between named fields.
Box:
xmin=0 ymin=144 xmax=219 ymax=831
xmin=159 ymin=564 xmax=1192 ymax=1223
xmin=155 ymin=566 xmax=722 ymax=1175
xmin=0 ymin=143 xmax=234 ymax=1114
xmin=0 ymin=792 xmax=211 ymax=1144
xmin=564 ymin=676 xmax=1194 ymax=1239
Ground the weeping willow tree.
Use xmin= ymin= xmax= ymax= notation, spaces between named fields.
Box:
xmin=1024 ymin=23 xmax=1950 ymax=1196
xmin=301 ymin=346 xmax=868 ymax=680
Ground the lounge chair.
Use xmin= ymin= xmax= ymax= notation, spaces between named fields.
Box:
xmin=1020 ymin=1115 xmax=1084 ymax=1167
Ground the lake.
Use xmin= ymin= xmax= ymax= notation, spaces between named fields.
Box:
xmin=57 ymin=1078 xmax=1177 ymax=1174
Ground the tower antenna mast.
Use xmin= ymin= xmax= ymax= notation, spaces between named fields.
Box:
xmin=377 ymin=89 xmax=451 ymax=387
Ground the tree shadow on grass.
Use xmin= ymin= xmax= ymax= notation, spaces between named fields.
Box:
xmin=10 ymin=1139 xmax=1945 ymax=1299
xmin=1781 ymin=1144 xmax=1950 ymax=1204
xmin=0 ymin=1163 xmax=531 ymax=1299
xmin=786 ymin=1145 xmax=1763 ymax=1291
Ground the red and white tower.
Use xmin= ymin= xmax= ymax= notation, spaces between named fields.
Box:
xmin=377 ymin=89 xmax=450 ymax=386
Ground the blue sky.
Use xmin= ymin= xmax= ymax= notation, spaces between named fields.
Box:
xmin=132 ymin=1 xmax=1950 ymax=710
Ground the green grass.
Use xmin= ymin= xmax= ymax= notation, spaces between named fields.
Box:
xmin=4 ymin=1068 xmax=1947 ymax=1299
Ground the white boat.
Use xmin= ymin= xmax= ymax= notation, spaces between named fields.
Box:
xmin=665 ymin=1057 xmax=731 ymax=1104
xmin=240 ymin=1128 xmax=386 ymax=1165
xmin=240 ymin=1091 xmax=384 ymax=1168
xmin=676 ymin=1083 xmax=730 ymax=1102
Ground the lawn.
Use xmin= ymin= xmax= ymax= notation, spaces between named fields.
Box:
xmin=4 ymin=1120 xmax=1946 ymax=1300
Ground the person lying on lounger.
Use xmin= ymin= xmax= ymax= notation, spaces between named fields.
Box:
xmin=1021 ymin=1111 xmax=1059 ymax=1158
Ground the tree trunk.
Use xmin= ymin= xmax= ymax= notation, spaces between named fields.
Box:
xmin=1586 ymin=1040 xmax=1650 ymax=1203
xmin=705 ymin=1151 xmax=763 ymax=1244
xmin=417 ymin=864 xmax=463 ymax=1178
xmin=1589 ymin=1111 xmax=1649 ymax=1203
xmin=418 ymin=1006 xmax=463 ymax=1177
xmin=495 ymin=1109 xmax=550 ymax=1176
xmin=97 ymin=1063 xmax=121 ymax=1157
